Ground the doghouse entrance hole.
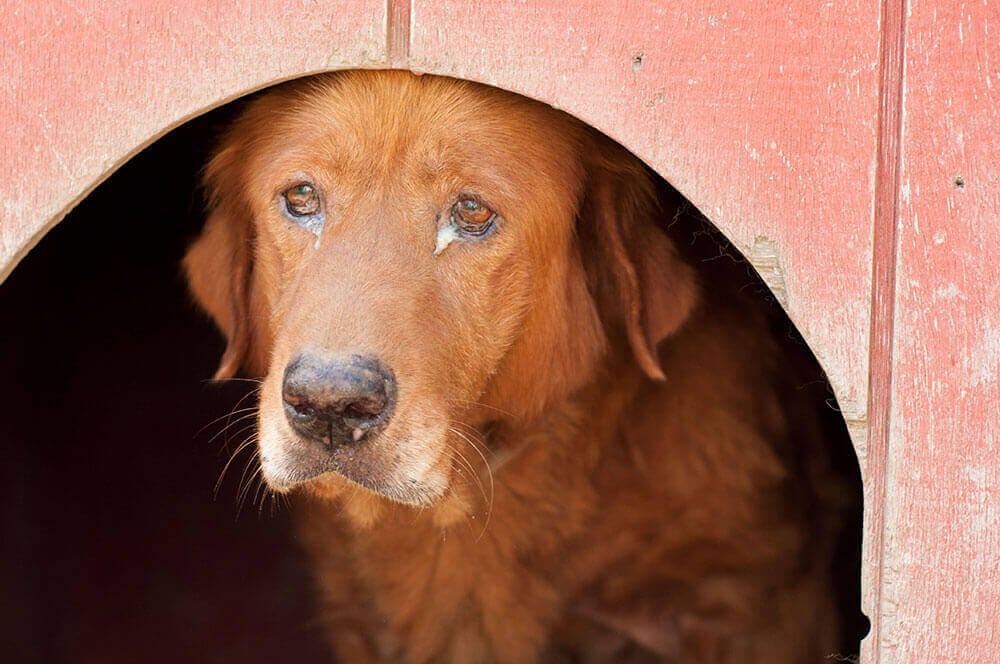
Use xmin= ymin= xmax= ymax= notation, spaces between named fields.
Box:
xmin=0 ymin=73 xmax=867 ymax=661
xmin=0 ymin=105 xmax=330 ymax=662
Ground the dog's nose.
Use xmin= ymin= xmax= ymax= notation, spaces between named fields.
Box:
xmin=282 ymin=353 xmax=396 ymax=447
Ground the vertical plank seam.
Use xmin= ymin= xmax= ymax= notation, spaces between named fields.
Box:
xmin=866 ymin=0 xmax=908 ymax=660
xmin=386 ymin=0 xmax=411 ymax=69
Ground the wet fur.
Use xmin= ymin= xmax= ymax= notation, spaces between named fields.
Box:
xmin=185 ymin=70 xmax=850 ymax=662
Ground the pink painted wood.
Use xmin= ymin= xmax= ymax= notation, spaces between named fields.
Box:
xmin=2 ymin=0 xmax=998 ymax=659
xmin=876 ymin=1 xmax=1000 ymax=660
xmin=0 ymin=0 xmax=387 ymax=281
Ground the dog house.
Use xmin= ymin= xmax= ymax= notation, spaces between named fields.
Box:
xmin=2 ymin=1 xmax=996 ymax=661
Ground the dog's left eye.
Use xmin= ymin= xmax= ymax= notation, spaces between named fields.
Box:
xmin=450 ymin=198 xmax=496 ymax=235
xmin=282 ymin=183 xmax=322 ymax=217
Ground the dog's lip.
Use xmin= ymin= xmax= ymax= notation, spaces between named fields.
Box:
xmin=260 ymin=435 xmax=449 ymax=506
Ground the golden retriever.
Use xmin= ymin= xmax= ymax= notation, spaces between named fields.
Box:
xmin=185 ymin=70 xmax=852 ymax=662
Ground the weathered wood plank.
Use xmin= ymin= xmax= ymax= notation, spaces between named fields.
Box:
xmin=0 ymin=0 xmax=387 ymax=283
xmin=861 ymin=0 xmax=908 ymax=660
xmin=880 ymin=0 xmax=1000 ymax=660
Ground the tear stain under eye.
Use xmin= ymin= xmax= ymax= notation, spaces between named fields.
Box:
xmin=434 ymin=224 xmax=460 ymax=256
xmin=304 ymin=221 xmax=323 ymax=249
xmin=294 ymin=214 xmax=324 ymax=247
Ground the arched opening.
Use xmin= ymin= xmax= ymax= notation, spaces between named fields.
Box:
xmin=0 ymin=103 xmax=330 ymax=661
xmin=0 ymin=73 xmax=867 ymax=661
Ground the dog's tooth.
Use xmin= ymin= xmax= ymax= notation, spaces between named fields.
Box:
xmin=352 ymin=428 xmax=364 ymax=442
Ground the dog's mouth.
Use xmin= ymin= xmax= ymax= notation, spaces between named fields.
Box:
xmin=257 ymin=405 xmax=454 ymax=507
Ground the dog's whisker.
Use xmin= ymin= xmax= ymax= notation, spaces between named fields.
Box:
xmin=214 ymin=435 xmax=259 ymax=497
xmin=203 ymin=410 xmax=259 ymax=448
xmin=200 ymin=376 xmax=263 ymax=385
xmin=454 ymin=428 xmax=498 ymax=542
xmin=216 ymin=387 xmax=262 ymax=438
xmin=195 ymin=406 xmax=258 ymax=440
xmin=265 ymin=488 xmax=290 ymax=518
xmin=209 ymin=418 xmax=259 ymax=453
xmin=447 ymin=426 xmax=495 ymax=540
xmin=237 ymin=468 xmax=263 ymax=519
xmin=236 ymin=456 xmax=263 ymax=518
xmin=443 ymin=446 xmax=488 ymax=511
xmin=253 ymin=475 xmax=270 ymax=515
xmin=449 ymin=427 xmax=493 ymax=498
xmin=443 ymin=397 xmax=516 ymax=420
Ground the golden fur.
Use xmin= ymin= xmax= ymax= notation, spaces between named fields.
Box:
xmin=185 ymin=70 xmax=847 ymax=662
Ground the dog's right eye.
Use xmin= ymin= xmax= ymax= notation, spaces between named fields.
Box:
xmin=282 ymin=183 xmax=322 ymax=217
xmin=450 ymin=198 xmax=496 ymax=235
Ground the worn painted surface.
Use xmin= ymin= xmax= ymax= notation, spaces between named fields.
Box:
xmin=877 ymin=0 xmax=1000 ymax=660
xmin=0 ymin=0 xmax=387 ymax=283
xmin=2 ymin=0 xmax=998 ymax=659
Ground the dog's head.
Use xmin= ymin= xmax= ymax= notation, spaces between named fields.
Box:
xmin=185 ymin=71 xmax=696 ymax=508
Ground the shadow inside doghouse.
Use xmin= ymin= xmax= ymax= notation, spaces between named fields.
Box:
xmin=0 ymin=107 xmax=330 ymax=663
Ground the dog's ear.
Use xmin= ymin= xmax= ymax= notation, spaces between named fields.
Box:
xmin=183 ymin=143 xmax=256 ymax=380
xmin=580 ymin=137 xmax=699 ymax=381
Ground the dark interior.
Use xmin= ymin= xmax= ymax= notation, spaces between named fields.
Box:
xmin=0 ymin=86 xmax=866 ymax=662
xmin=0 ymin=104 xmax=330 ymax=662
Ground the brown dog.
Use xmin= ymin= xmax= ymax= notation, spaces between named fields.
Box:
xmin=185 ymin=70 xmax=852 ymax=662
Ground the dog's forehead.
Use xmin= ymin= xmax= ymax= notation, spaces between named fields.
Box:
xmin=232 ymin=72 xmax=589 ymax=217
xmin=274 ymin=72 xmax=581 ymax=172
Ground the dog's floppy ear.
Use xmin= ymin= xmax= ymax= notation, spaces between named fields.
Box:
xmin=580 ymin=137 xmax=699 ymax=381
xmin=183 ymin=143 xmax=256 ymax=380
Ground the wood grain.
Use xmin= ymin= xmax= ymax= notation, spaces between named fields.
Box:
xmin=862 ymin=0 xmax=907 ymax=659
xmin=0 ymin=0 xmax=386 ymax=282
xmin=880 ymin=0 xmax=1000 ymax=660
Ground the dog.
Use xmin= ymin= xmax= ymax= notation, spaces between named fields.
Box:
xmin=185 ymin=70 xmax=856 ymax=662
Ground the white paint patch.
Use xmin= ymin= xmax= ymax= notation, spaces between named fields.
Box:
xmin=968 ymin=323 xmax=1000 ymax=388
xmin=933 ymin=230 xmax=947 ymax=245
xmin=935 ymin=283 xmax=964 ymax=301
xmin=962 ymin=464 xmax=996 ymax=534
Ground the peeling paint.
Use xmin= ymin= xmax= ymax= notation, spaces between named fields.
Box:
xmin=968 ymin=324 xmax=1000 ymax=388
xmin=845 ymin=417 xmax=869 ymax=466
xmin=748 ymin=235 xmax=789 ymax=308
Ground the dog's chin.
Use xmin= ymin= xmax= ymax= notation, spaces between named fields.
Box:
xmin=258 ymin=423 xmax=452 ymax=508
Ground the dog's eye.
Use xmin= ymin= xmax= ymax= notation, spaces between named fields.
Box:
xmin=450 ymin=198 xmax=496 ymax=235
xmin=282 ymin=183 xmax=322 ymax=217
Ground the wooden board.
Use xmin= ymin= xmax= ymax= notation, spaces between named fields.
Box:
xmin=876 ymin=0 xmax=1000 ymax=660
xmin=0 ymin=0 xmax=387 ymax=283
